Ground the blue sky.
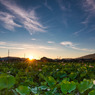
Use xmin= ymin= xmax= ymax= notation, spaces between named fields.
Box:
xmin=0 ymin=0 xmax=95 ymax=59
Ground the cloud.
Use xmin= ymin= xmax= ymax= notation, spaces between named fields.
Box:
xmin=81 ymin=15 xmax=91 ymax=26
xmin=0 ymin=0 xmax=46 ymax=34
xmin=44 ymin=0 xmax=53 ymax=11
xmin=75 ymin=0 xmax=95 ymax=35
xmin=0 ymin=41 xmax=6 ymax=45
xmin=57 ymin=0 xmax=66 ymax=11
xmin=74 ymin=25 xmax=95 ymax=35
xmin=74 ymin=15 xmax=92 ymax=36
xmin=0 ymin=41 xmax=56 ymax=50
xmin=0 ymin=41 xmax=25 ymax=50
xmin=87 ymin=27 xmax=95 ymax=33
xmin=70 ymin=46 xmax=94 ymax=52
xmin=74 ymin=0 xmax=95 ymax=36
xmin=0 ymin=12 xmax=21 ymax=31
xmin=60 ymin=41 xmax=73 ymax=46
xmin=74 ymin=27 xmax=87 ymax=36
xmin=48 ymin=41 xmax=55 ymax=44
xmin=0 ymin=46 xmax=24 ymax=50
xmin=83 ymin=0 xmax=95 ymax=13
xmin=60 ymin=41 xmax=95 ymax=52
xmin=31 ymin=38 xmax=36 ymax=41
xmin=38 ymin=46 xmax=56 ymax=50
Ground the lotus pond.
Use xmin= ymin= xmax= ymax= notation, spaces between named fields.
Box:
xmin=0 ymin=61 xmax=95 ymax=95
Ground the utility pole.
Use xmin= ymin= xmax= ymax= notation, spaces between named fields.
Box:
xmin=8 ymin=49 xmax=10 ymax=57
xmin=24 ymin=53 xmax=25 ymax=58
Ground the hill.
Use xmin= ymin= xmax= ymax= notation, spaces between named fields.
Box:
xmin=78 ymin=53 xmax=95 ymax=59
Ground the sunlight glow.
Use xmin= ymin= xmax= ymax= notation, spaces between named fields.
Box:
xmin=29 ymin=56 xmax=34 ymax=60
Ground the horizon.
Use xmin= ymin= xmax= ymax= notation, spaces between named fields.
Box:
xmin=0 ymin=52 xmax=95 ymax=60
xmin=0 ymin=0 xmax=95 ymax=59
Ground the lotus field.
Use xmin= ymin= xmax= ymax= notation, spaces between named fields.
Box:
xmin=0 ymin=61 xmax=95 ymax=95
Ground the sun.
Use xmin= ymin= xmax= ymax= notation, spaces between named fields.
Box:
xmin=29 ymin=56 xmax=34 ymax=60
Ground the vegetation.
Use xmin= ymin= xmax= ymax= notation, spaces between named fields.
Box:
xmin=0 ymin=61 xmax=95 ymax=95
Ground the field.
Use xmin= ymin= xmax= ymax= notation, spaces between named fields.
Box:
xmin=0 ymin=60 xmax=95 ymax=95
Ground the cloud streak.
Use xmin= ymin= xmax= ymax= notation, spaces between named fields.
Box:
xmin=0 ymin=41 xmax=56 ymax=50
xmin=74 ymin=0 xmax=95 ymax=35
xmin=57 ymin=0 xmax=66 ymax=11
xmin=0 ymin=12 xmax=21 ymax=31
xmin=48 ymin=41 xmax=55 ymax=44
xmin=60 ymin=41 xmax=95 ymax=52
xmin=0 ymin=41 xmax=6 ymax=45
xmin=0 ymin=46 xmax=24 ymax=50
xmin=74 ymin=26 xmax=87 ymax=36
xmin=83 ymin=0 xmax=95 ymax=13
xmin=0 ymin=0 xmax=46 ymax=34
xmin=44 ymin=0 xmax=53 ymax=11
xmin=31 ymin=38 xmax=36 ymax=41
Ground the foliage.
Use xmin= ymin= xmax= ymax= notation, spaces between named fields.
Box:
xmin=0 ymin=61 xmax=95 ymax=95
xmin=0 ymin=74 xmax=15 ymax=90
xmin=16 ymin=85 xmax=30 ymax=95
xmin=88 ymin=90 xmax=95 ymax=95
xmin=78 ymin=79 xmax=93 ymax=93
xmin=61 ymin=80 xmax=76 ymax=94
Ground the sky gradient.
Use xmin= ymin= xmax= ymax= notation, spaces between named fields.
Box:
xmin=0 ymin=0 xmax=95 ymax=59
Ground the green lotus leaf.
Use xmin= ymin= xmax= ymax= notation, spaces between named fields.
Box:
xmin=61 ymin=80 xmax=76 ymax=94
xmin=78 ymin=79 xmax=93 ymax=93
xmin=88 ymin=90 xmax=95 ymax=95
xmin=69 ymin=72 xmax=77 ymax=80
xmin=38 ymin=86 xmax=48 ymax=90
xmin=45 ymin=91 xmax=52 ymax=95
xmin=31 ymin=87 xmax=38 ymax=94
xmin=16 ymin=85 xmax=30 ymax=95
xmin=0 ymin=74 xmax=15 ymax=90
xmin=45 ymin=76 xmax=56 ymax=87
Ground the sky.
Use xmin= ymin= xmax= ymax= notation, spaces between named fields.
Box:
xmin=0 ymin=0 xmax=95 ymax=59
